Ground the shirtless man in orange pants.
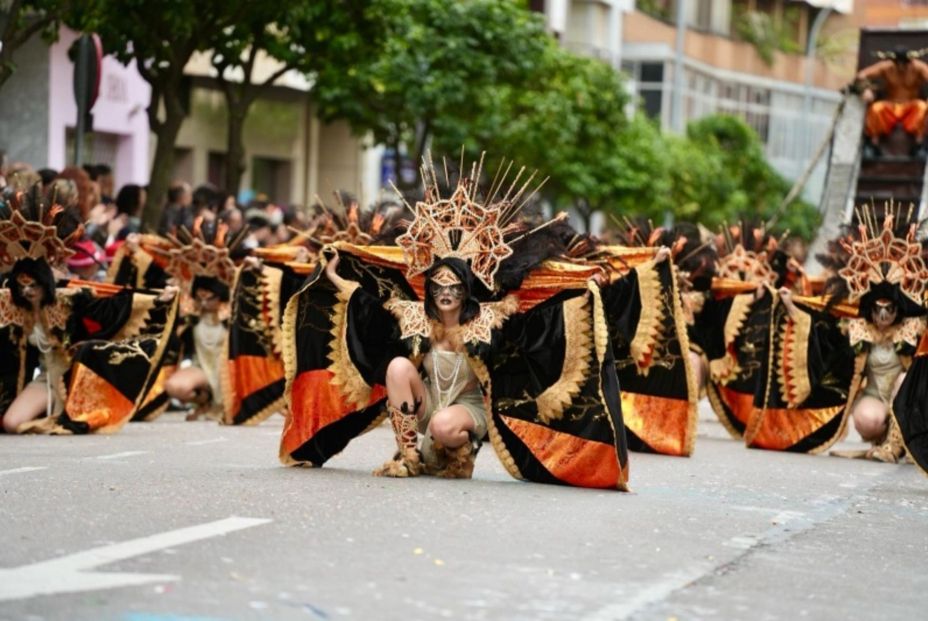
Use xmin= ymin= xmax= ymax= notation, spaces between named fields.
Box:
xmin=857 ymin=45 xmax=928 ymax=158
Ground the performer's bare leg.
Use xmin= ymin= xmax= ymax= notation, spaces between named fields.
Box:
xmin=165 ymin=367 xmax=213 ymax=420
xmin=377 ymin=356 xmax=427 ymax=477
xmin=852 ymin=395 xmax=905 ymax=463
xmin=852 ymin=396 xmax=888 ymax=442
xmin=2 ymin=383 xmax=48 ymax=434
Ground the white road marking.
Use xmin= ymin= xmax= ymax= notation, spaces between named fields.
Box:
xmin=0 ymin=516 xmax=271 ymax=601
xmin=95 ymin=451 xmax=149 ymax=460
xmin=185 ymin=437 xmax=228 ymax=446
xmin=0 ymin=466 xmax=48 ymax=477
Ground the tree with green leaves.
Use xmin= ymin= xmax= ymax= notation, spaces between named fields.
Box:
xmin=76 ymin=0 xmax=244 ymax=229
xmin=211 ymin=0 xmax=376 ymax=195
xmin=0 ymin=0 xmax=70 ymax=92
xmin=459 ymin=41 xmax=670 ymax=231
xmin=312 ymin=0 xmax=549 ymax=193
xmin=676 ymin=115 xmax=820 ymax=239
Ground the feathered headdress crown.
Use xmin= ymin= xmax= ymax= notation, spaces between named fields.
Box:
xmin=155 ymin=218 xmax=245 ymax=289
xmin=310 ymin=193 xmax=404 ymax=246
xmin=838 ymin=204 xmax=928 ymax=304
xmin=0 ymin=184 xmax=84 ymax=272
xmin=395 ymin=153 xmax=545 ymax=291
xmin=714 ymin=222 xmax=780 ymax=285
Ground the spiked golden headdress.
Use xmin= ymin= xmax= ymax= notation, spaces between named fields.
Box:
xmin=0 ymin=185 xmax=84 ymax=272
xmin=311 ymin=194 xmax=402 ymax=246
xmin=395 ymin=154 xmax=543 ymax=291
xmin=153 ymin=218 xmax=243 ymax=290
xmin=838 ymin=207 xmax=928 ymax=305
xmin=714 ymin=223 xmax=778 ymax=285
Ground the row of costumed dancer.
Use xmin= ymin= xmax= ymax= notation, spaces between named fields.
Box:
xmin=2 ymin=155 xmax=927 ymax=490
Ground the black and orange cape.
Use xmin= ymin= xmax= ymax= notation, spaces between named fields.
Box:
xmin=278 ymin=243 xmax=676 ymax=490
xmin=0 ymin=281 xmax=177 ymax=434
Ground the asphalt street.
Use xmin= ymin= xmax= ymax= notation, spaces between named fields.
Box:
xmin=1 ymin=402 xmax=926 ymax=621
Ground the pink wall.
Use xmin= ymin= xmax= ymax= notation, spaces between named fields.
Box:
xmin=48 ymin=28 xmax=151 ymax=188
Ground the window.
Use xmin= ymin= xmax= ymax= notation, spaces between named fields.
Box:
xmin=251 ymin=157 xmax=292 ymax=205
xmin=208 ymin=151 xmax=226 ymax=189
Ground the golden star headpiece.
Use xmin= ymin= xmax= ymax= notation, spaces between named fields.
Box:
xmin=838 ymin=205 xmax=928 ymax=305
xmin=395 ymin=153 xmax=543 ymax=291
xmin=155 ymin=218 xmax=244 ymax=290
xmin=0 ymin=185 xmax=83 ymax=272
xmin=714 ymin=223 xmax=779 ymax=285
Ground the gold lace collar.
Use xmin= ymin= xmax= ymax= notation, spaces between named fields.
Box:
xmin=383 ymin=295 xmax=518 ymax=345
xmin=847 ymin=316 xmax=925 ymax=348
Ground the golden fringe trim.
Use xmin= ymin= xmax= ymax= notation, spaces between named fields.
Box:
xmin=104 ymin=245 xmax=128 ymax=283
xmin=629 ymin=261 xmax=665 ymax=374
xmin=261 ymin=265 xmax=285 ymax=357
xmin=220 ymin=267 xmax=244 ymax=423
xmin=777 ymin=308 xmax=812 ymax=409
xmin=134 ymin=250 xmax=153 ymax=288
xmin=590 ymin=282 xmax=630 ymax=491
xmin=534 ymin=295 xmax=592 ymax=424
xmin=744 ymin=294 xmax=781 ymax=447
xmin=809 ymin=354 xmax=866 ymax=454
xmin=705 ymin=382 xmax=744 ymax=440
xmin=474 ymin=354 xmax=523 ymax=482
xmin=115 ymin=295 xmax=180 ymax=434
xmin=668 ymin=264 xmax=698 ymax=457
xmin=279 ymin=275 xmax=311 ymax=466
xmin=326 ymin=282 xmax=372 ymax=410
xmin=115 ymin=293 xmax=156 ymax=340
xmin=238 ymin=396 xmax=286 ymax=427
xmin=710 ymin=294 xmax=752 ymax=384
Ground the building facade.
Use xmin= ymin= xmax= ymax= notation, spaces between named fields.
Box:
xmin=0 ymin=28 xmax=151 ymax=186
xmin=0 ymin=28 xmax=378 ymax=209
xmin=539 ymin=0 xmax=859 ymax=203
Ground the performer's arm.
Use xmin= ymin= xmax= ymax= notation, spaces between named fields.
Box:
xmin=915 ymin=59 xmax=928 ymax=85
xmin=324 ymin=252 xmax=356 ymax=294
xmin=855 ymin=60 xmax=891 ymax=103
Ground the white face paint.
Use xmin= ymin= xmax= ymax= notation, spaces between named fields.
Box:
xmin=872 ymin=302 xmax=897 ymax=330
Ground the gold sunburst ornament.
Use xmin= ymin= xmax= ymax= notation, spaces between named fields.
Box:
xmin=715 ymin=244 xmax=776 ymax=285
xmin=838 ymin=207 xmax=928 ymax=305
xmin=0 ymin=189 xmax=83 ymax=272
xmin=153 ymin=218 xmax=243 ymax=291
xmin=395 ymin=153 xmax=545 ymax=291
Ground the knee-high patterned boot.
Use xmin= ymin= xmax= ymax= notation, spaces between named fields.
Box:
xmin=867 ymin=414 xmax=906 ymax=464
xmin=373 ymin=403 xmax=423 ymax=477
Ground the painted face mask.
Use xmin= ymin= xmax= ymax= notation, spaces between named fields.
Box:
xmin=429 ymin=266 xmax=465 ymax=300
xmin=872 ymin=300 xmax=897 ymax=326
xmin=15 ymin=273 xmax=37 ymax=289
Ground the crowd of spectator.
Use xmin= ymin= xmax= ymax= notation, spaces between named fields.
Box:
xmin=0 ymin=154 xmax=312 ymax=282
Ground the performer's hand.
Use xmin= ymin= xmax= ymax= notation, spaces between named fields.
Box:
xmin=862 ymin=88 xmax=875 ymax=104
xmin=325 ymin=252 xmax=340 ymax=281
xmin=588 ymin=271 xmax=607 ymax=288
xmin=243 ymin=256 xmax=262 ymax=271
xmin=778 ymin=287 xmax=798 ymax=318
xmin=293 ymin=247 xmax=310 ymax=263
xmin=654 ymin=246 xmax=671 ymax=264
xmin=158 ymin=285 xmax=179 ymax=302
xmin=125 ymin=232 xmax=141 ymax=252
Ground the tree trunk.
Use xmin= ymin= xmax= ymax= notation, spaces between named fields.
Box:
xmin=142 ymin=102 xmax=185 ymax=232
xmin=0 ymin=66 xmax=12 ymax=92
xmin=224 ymin=107 xmax=250 ymax=196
